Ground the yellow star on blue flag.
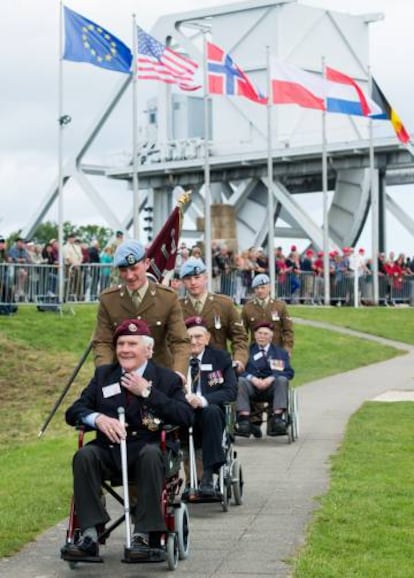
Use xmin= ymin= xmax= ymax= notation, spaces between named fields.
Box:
xmin=63 ymin=6 xmax=132 ymax=73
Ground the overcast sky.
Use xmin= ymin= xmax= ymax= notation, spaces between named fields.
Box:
xmin=1 ymin=0 xmax=413 ymax=256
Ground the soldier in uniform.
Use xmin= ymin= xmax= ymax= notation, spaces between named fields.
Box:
xmin=179 ymin=257 xmax=248 ymax=373
xmin=240 ymin=273 xmax=294 ymax=436
xmin=92 ymin=240 xmax=190 ymax=384
xmin=241 ymin=273 xmax=294 ymax=352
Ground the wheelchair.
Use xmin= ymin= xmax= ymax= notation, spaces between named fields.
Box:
xmin=61 ymin=409 xmax=190 ymax=571
xmin=182 ymin=403 xmax=244 ymax=512
xmin=265 ymin=385 xmax=299 ymax=443
xmin=236 ymin=384 xmax=299 ymax=443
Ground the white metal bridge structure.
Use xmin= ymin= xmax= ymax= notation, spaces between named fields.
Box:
xmin=22 ymin=0 xmax=414 ymax=253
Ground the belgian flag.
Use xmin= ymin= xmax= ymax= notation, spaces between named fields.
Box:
xmin=371 ymin=79 xmax=410 ymax=144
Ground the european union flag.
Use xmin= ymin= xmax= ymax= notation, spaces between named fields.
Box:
xmin=63 ymin=6 xmax=132 ymax=73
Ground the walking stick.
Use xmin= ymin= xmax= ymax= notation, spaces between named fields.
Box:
xmin=118 ymin=406 xmax=132 ymax=549
xmin=38 ymin=340 xmax=93 ymax=437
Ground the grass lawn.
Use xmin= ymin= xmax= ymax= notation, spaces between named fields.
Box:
xmin=293 ymin=402 xmax=414 ymax=578
xmin=0 ymin=304 xmax=410 ymax=562
xmin=290 ymin=306 xmax=414 ymax=345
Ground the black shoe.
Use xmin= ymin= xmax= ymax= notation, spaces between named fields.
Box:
xmin=128 ymin=534 xmax=151 ymax=559
xmin=250 ymin=423 xmax=263 ymax=439
xmin=61 ymin=536 xmax=99 ymax=561
xmin=235 ymin=419 xmax=251 ymax=438
xmin=268 ymin=415 xmax=287 ymax=436
xmin=199 ymin=470 xmax=215 ymax=496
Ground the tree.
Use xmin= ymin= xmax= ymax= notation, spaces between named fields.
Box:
xmin=32 ymin=222 xmax=113 ymax=248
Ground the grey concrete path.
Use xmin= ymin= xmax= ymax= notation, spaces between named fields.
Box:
xmin=1 ymin=326 xmax=413 ymax=578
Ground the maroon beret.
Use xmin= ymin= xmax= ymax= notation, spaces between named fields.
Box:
xmin=184 ymin=316 xmax=208 ymax=330
xmin=113 ymin=319 xmax=151 ymax=344
xmin=253 ymin=321 xmax=274 ymax=332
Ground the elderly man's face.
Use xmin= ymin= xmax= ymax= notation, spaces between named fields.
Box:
xmin=182 ymin=272 xmax=208 ymax=298
xmin=254 ymin=327 xmax=273 ymax=347
xmin=116 ymin=335 xmax=148 ymax=371
xmin=119 ymin=259 xmax=149 ymax=290
xmin=187 ymin=326 xmax=210 ymax=356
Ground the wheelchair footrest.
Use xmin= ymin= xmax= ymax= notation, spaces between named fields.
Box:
xmin=61 ymin=551 xmax=103 ymax=564
xmin=122 ymin=545 xmax=167 ymax=563
xmin=182 ymin=488 xmax=224 ymax=503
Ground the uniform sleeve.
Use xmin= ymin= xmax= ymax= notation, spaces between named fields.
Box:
xmin=164 ymin=291 xmax=190 ymax=376
xmin=92 ymin=298 xmax=116 ymax=367
xmin=280 ymin=302 xmax=294 ymax=352
xmin=226 ymin=301 xmax=249 ymax=365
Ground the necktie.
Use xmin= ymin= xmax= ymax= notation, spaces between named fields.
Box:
xmin=132 ymin=290 xmax=141 ymax=307
xmin=190 ymin=357 xmax=200 ymax=393
xmin=194 ymin=300 xmax=202 ymax=314
xmin=260 ymin=347 xmax=267 ymax=359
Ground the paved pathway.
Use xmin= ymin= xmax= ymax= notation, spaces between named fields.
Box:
xmin=1 ymin=324 xmax=413 ymax=578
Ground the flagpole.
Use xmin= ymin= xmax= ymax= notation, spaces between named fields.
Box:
xmin=57 ymin=1 xmax=65 ymax=310
xmin=321 ymin=57 xmax=330 ymax=307
xmin=202 ymin=29 xmax=212 ymax=292
xmin=368 ymin=66 xmax=379 ymax=305
xmin=266 ymin=46 xmax=275 ymax=299
xmin=132 ymin=14 xmax=140 ymax=239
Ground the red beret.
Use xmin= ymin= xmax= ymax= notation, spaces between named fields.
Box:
xmin=185 ymin=316 xmax=207 ymax=330
xmin=113 ymin=319 xmax=151 ymax=344
xmin=253 ymin=321 xmax=274 ymax=332
xmin=305 ymin=249 xmax=314 ymax=256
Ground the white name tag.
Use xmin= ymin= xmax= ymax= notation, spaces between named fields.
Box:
xmin=253 ymin=352 xmax=263 ymax=361
xmin=201 ymin=363 xmax=213 ymax=371
xmin=102 ymin=382 xmax=121 ymax=398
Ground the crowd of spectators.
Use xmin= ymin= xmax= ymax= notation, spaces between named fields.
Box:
xmin=1 ymin=233 xmax=413 ymax=306
xmin=0 ymin=232 xmax=117 ymax=303
xmin=173 ymin=242 xmax=414 ymax=306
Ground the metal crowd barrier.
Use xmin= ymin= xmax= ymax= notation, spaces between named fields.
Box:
xmin=0 ymin=264 xmax=413 ymax=309
xmin=0 ymin=263 xmax=112 ymax=308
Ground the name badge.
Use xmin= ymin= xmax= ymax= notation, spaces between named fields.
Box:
xmin=201 ymin=363 xmax=213 ymax=371
xmin=253 ymin=352 xmax=263 ymax=361
xmin=102 ymin=382 xmax=121 ymax=398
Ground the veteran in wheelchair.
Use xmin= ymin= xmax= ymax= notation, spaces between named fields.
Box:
xmin=60 ymin=318 xmax=193 ymax=567
xmin=181 ymin=316 xmax=238 ymax=503
xmin=235 ymin=321 xmax=296 ymax=439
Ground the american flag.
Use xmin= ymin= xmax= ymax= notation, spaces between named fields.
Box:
xmin=207 ymin=42 xmax=266 ymax=104
xmin=137 ymin=27 xmax=200 ymax=92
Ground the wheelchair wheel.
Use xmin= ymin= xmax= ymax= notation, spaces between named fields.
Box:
xmin=288 ymin=388 xmax=299 ymax=442
xmin=175 ymin=503 xmax=190 ymax=560
xmin=218 ymin=467 xmax=229 ymax=512
xmin=231 ymin=460 xmax=244 ymax=505
xmin=167 ymin=532 xmax=179 ymax=571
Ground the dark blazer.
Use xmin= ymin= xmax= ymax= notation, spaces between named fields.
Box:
xmin=242 ymin=343 xmax=294 ymax=381
xmin=195 ymin=346 xmax=238 ymax=407
xmin=66 ymin=361 xmax=194 ymax=456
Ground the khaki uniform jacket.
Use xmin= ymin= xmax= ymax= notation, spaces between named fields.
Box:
xmin=241 ymin=298 xmax=294 ymax=353
xmin=92 ymin=282 xmax=190 ymax=375
xmin=179 ymin=292 xmax=248 ymax=366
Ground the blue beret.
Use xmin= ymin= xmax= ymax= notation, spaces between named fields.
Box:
xmin=113 ymin=240 xmax=146 ymax=268
xmin=252 ymin=274 xmax=270 ymax=288
xmin=180 ymin=258 xmax=207 ymax=279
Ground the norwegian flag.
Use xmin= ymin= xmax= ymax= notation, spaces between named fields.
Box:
xmin=207 ymin=42 xmax=266 ymax=104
